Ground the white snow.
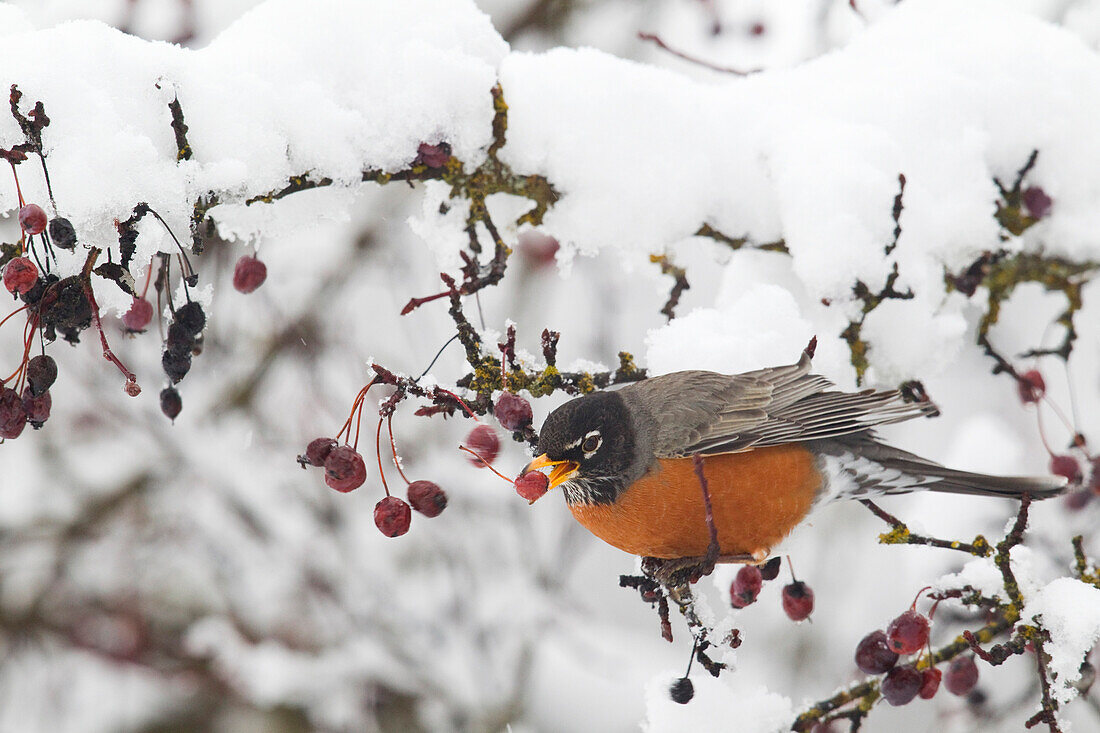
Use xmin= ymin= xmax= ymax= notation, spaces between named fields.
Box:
xmin=1022 ymin=578 xmax=1100 ymax=705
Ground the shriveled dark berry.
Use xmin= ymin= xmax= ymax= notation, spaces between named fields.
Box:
xmin=162 ymin=349 xmax=192 ymax=383
xmin=495 ymin=391 xmax=533 ymax=431
xmin=26 ymin=354 xmax=57 ymax=396
xmin=415 ymin=141 xmax=451 ymax=168
xmin=759 ymin=556 xmax=782 ymax=581
xmin=1090 ymin=457 xmax=1100 ymax=494
xmin=1050 ymin=455 xmax=1081 ymax=484
xmin=374 ymin=496 xmax=412 ymax=537
xmin=18 ymin=204 xmax=47 ymax=235
xmin=233 ymin=255 xmax=267 ymax=294
xmin=4 ymin=257 xmax=38 ymax=295
xmin=160 ymin=386 xmax=182 ymax=420
xmin=782 ymin=580 xmax=814 ymax=621
xmin=515 ymin=471 xmax=549 ymax=501
xmin=39 ymin=276 xmax=91 ymax=332
xmin=300 ymin=437 xmax=337 ymax=468
xmin=21 ymin=386 xmax=50 ymax=428
xmin=886 ymin=610 xmax=930 ymax=654
xmin=0 ymin=386 xmax=27 ymax=439
xmin=730 ymin=565 xmax=763 ymax=608
xmin=324 ymin=445 xmax=366 ymax=492
xmin=174 ymin=301 xmax=205 ymax=335
xmin=855 ymin=630 xmax=899 ymax=674
xmin=122 ymin=297 xmax=154 ymax=332
xmin=465 ymin=424 xmax=500 ymax=466
xmin=20 ymin=274 xmax=56 ymax=307
xmin=669 ymin=677 xmax=694 ymax=704
xmin=882 ymin=664 xmax=923 ymax=706
xmin=1022 ymin=186 xmax=1053 ymax=219
xmin=944 ymin=656 xmax=979 ymax=696
xmin=919 ymin=667 xmax=942 ymax=699
xmin=1017 ymin=370 xmax=1045 ymax=404
xmin=48 ymin=216 xmax=77 ymax=249
xmin=407 ymin=480 xmax=448 ymax=517
xmin=166 ymin=321 xmax=195 ymax=356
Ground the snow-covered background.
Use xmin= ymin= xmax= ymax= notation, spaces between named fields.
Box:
xmin=1 ymin=0 xmax=1099 ymax=730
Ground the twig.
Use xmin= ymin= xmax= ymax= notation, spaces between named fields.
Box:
xmin=859 ymin=499 xmax=992 ymax=556
xmin=637 ymin=32 xmax=759 ymax=76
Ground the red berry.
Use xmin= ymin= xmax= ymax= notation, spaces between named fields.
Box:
xmin=919 ymin=667 xmax=942 ymax=699
xmin=881 ymin=664 xmax=923 ymax=706
xmin=0 ymin=386 xmax=27 ymax=439
xmin=730 ymin=565 xmax=763 ymax=608
xmin=1090 ymin=457 xmax=1100 ymax=494
xmin=886 ymin=609 xmax=930 ymax=654
xmin=20 ymin=385 xmax=49 ymax=428
xmin=1050 ymin=454 xmax=1081 ymax=484
xmin=855 ymin=630 xmax=899 ymax=674
xmin=669 ymin=677 xmax=694 ymax=704
xmin=407 ymin=480 xmax=447 ymax=517
xmin=465 ymin=424 xmax=500 ymax=466
xmin=26 ymin=354 xmax=56 ymax=396
xmin=18 ymin=204 xmax=47 ymax=235
xmin=374 ymin=496 xmax=411 ymax=537
xmin=3 ymin=257 xmax=38 ymax=295
xmin=416 ymin=142 xmax=451 ymax=168
xmin=1022 ymin=186 xmax=1053 ymax=219
xmin=160 ymin=386 xmax=182 ymax=420
xmin=1017 ymin=370 xmax=1045 ymax=404
xmin=1065 ymin=489 xmax=1092 ymax=511
xmin=301 ymin=437 xmax=337 ymax=467
xmin=515 ymin=471 xmax=549 ymax=501
xmin=759 ymin=556 xmax=782 ymax=581
xmin=782 ymin=580 xmax=814 ymax=621
xmin=122 ymin=297 xmax=154 ymax=332
xmin=495 ymin=392 xmax=533 ymax=431
xmin=324 ymin=445 xmax=366 ymax=492
xmin=944 ymin=656 xmax=979 ymax=696
xmin=518 ymin=230 xmax=559 ymax=268
xmin=233 ymin=255 xmax=267 ymax=294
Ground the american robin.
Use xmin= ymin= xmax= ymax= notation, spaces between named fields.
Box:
xmin=522 ymin=347 xmax=1065 ymax=562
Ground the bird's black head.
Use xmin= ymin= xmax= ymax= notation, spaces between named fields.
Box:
xmin=529 ymin=390 xmax=638 ymax=505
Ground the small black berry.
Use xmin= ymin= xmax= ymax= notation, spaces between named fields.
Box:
xmin=669 ymin=677 xmax=694 ymax=704
xmin=175 ymin=302 xmax=206 ymax=336
xmin=162 ymin=350 xmax=192 ymax=383
xmin=26 ymin=354 xmax=57 ymax=396
xmin=160 ymin=386 xmax=182 ymax=420
xmin=48 ymin=216 xmax=77 ymax=249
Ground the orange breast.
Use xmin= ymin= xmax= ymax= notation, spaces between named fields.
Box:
xmin=567 ymin=445 xmax=822 ymax=559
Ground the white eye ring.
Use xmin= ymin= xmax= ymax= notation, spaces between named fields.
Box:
xmin=582 ymin=433 xmax=602 ymax=454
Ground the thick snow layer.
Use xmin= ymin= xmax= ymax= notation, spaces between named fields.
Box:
xmin=0 ymin=0 xmax=505 ymax=311
xmin=1022 ymin=578 xmax=1100 ymax=705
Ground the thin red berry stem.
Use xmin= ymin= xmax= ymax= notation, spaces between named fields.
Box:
xmin=786 ymin=555 xmax=799 ymax=582
xmin=387 ymin=415 xmax=411 ymax=485
xmin=910 ymin=586 xmax=932 ymax=611
xmin=1034 ymin=406 xmax=1057 ymax=457
xmin=351 ymin=393 xmax=367 ymax=451
xmin=335 ymin=379 xmax=377 ymax=443
xmin=375 ymin=416 xmax=390 ymax=497
xmin=81 ymin=280 xmax=139 ymax=393
xmin=0 ymin=303 xmax=29 ymax=333
xmin=140 ymin=262 xmax=154 ymax=299
xmin=435 ymin=388 xmax=480 ymax=420
xmin=457 ymin=445 xmax=514 ymax=484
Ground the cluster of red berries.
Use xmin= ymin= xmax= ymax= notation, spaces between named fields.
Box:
xmin=853 ymin=593 xmax=978 ymax=706
xmin=0 ymin=195 xmax=84 ymax=439
xmin=728 ymin=557 xmax=814 ymax=622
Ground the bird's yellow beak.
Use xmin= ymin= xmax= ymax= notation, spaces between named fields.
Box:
xmin=523 ymin=454 xmax=580 ymax=491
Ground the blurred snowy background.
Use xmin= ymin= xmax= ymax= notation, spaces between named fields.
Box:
xmin=0 ymin=0 xmax=1099 ymax=731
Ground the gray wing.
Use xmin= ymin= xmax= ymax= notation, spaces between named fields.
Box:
xmin=619 ymin=350 xmax=938 ymax=459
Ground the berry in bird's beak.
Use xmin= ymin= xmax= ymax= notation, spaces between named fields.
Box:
xmin=522 ymin=453 xmax=580 ymax=491
xmin=514 ymin=471 xmax=549 ymax=502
